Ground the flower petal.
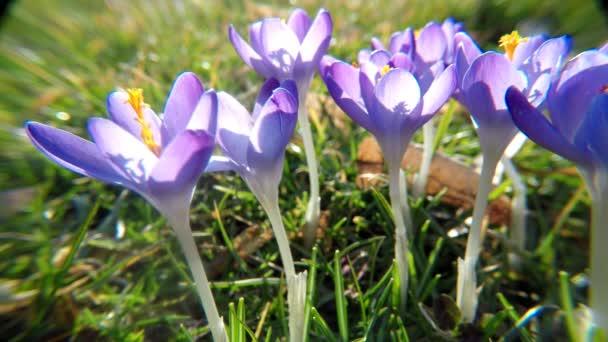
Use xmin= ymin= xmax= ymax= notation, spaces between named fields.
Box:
xmin=574 ymin=94 xmax=608 ymax=166
xmin=205 ymin=155 xmax=239 ymax=173
xmin=161 ymin=72 xmax=205 ymax=142
xmin=357 ymin=49 xmax=372 ymax=64
xmin=390 ymin=52 xmax=414 ymax=71
xmin=253 ymin=78 xmax=281 ymax=120
xmin=247 ymin=87 xmax=298 ymax=169
xmin=375 ymin=68 xmax=421 ymax=114
xmin=323 ymin=60 xmax=374 ymax=132
xmin=511 ymin=34 xmax=547 ymax=68
xmin=148 ymin=130 xmax=214 ymax=195
xmin=506 ymin=87 xmax=591 ymax=166
xmin=416 ymin=22 xmax=447 ymax=65
xmin=216 ymin=92 xmax=252 ymax=166
xmin=25 ymin=121 xmax=128 ymax=186
xmin=421 ymin=64 xmax=456 ymax=117
xmin=106 ymin=91 xmax=162 ymax=146
xmin=369 ymin=49 xmax=391 ymax=68
xmin=229 ymin=24 xmax=274 ymax=78
xmin=551 ymin=63 xmax=608 ymax=140
xmin=287 ymin=8 xmax=312 ymax=42
xmin=390 ymin=28 xmax=415 ymax=57
xmin=87 ymin=117 xmax=158 ymax=186
xmin=371 ymin=37 xmax=386 ymax=51
xmin=186 ymin=90 xmax=218 ymax=136
xmin=298 ymin=8 xmax=332 ymax=68
xmin=260 ymin=18 xmax=301 ymax=78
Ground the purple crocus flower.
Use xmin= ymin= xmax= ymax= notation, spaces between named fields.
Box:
xmin=455 ymin=32 xmax=571 ymax=160
xmin=205 ymin=79 xmax=303 ymax=339
xmin=206 ymin=79 xmax=298 ymax=202
xmin=229 ymin=8 xmax=333 ymax=245
xmin=26 ymin=72 xmax=216 ymax=221
xmin=322 ymin=55 xmax=456 ymax=167
xmin=506 ymin=50 xmax=608 ymax=330
xmin=229 ymin=8 xmax=332 ymax=88
xmin=26 ymin=72 xmax=228 ymax=341
xmin=454 ymin=31 xmax=571 ymax=322
xmin=321 ymin=54 xmax=456 ymax=307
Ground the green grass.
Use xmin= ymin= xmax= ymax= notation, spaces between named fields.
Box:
xmin=1 ymin=0 xmax=607 ymax=340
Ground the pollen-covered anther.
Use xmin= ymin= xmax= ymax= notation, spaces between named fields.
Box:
xmin=126 ymin=88 xmax=161 ymax=156
xmin=499 ymin=31 xmax=528 ymax=60
xmin=380 ymin=64 xmax=391 ymax=77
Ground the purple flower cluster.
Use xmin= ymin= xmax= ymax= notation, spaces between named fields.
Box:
xmin=22 ymin=5 xmax=608 ymax=335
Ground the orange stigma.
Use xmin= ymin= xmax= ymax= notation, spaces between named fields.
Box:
xmin=126 ymin=88 xmax=161 ymax=156
xmin=499 ymin=31 xmax=528 ymax=60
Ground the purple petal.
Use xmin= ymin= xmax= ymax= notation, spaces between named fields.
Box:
xmin=511 ymin=34 xmax=547 ymax=68
xmin=216 ymin=92 xmax=252 ymax=165
xmin=87 ymin=117 xmax=158 ymax=186
xmin=253 ymin=78 xmax=281 ymax=120
xmin=25 ymin=122 xmax=128 ymax=186
xmin=324 ymin=61 xmax=374 ymax=132
xmin=369 ymin=50 xmax=391 ymax=68
xmin=599 ymin=41 xmax=608 ymax=54
xmin=298 ymin=8 xmax=332 ymax=69
xmin=148 ymin=130 xmax=214 ymax=194
xmin=552 ymin=50 xmax=608 ymax=93
xmin=375 ymin=69 xmax=421 ymax=114
xmin=416 ymin=22 xmax=447 ymax=65
xmin=549 ymin=63 xmax=608 ymax=140
xmin=106 ymin=91 xmax=162 ymax=146
xmin=186 ymin=90 xmax=218 ymax=136
xmin=205 ymin=155 xmax=239 ymax=173
xmin=161 ymin=72 xmax=205 ymax=142
xmin=287 ymin=8 xmax=312 ymax=42
xmin=371 ymin=37 xmax=386 ymax=51
xmin=260 ymin=18 xmax=301 ymax=78
xmin=421 ymin=64 xmax=456 ymax=117
xmin=390 ymin=29 xmax=415 ymax=57
xmin=390 ymin=52 xmax=414 ymax=71
xmin=461 ymin=52 xmax=527 ymax=151
xmin=229 ymin=24 xmax=274 ymax=78
xmin=575 ymin=94 xmax=608 ymax=166
xmin=357 ymin=49 xmax=372 ymax=64
xmin=506 ymin=87 xmax=591 ymax=166
xmin=454 ymin=32 xmax=482 ymax=89
xmin=442 ymin=18 xmax=464 ymax=62
xmin=247 ymin=87 xmax=298 ymax=169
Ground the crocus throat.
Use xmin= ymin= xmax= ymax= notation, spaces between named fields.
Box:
xmin=499 ymin=31 xmax=527 ymax=60
xmin=126 ymin=88 xmax=161 ymax=156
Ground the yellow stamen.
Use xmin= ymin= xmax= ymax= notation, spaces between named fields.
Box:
xmin=499 ymin=31 xmax=528 ymax=60
xmin=380 ymin=64 xmax=391 ymax=76
xmin=414 ymin=29 xmax=421 ymax=39
xmin=126 ymin=88 xmax=161 ymax=156
xmin=351 ymin=61 xmax=359 ymax=68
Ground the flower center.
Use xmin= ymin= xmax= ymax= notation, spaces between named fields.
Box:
xmin=126 ymin=88 xmax=161 ymax=156
xmin=380 ymin=64 xmax=391 ymax=76
xmin=601 ymin=85 xmax=608 ymax=94
xmin=499 ymin=31 xmax=528 ymax=60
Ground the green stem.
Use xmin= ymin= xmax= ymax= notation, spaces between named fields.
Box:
xmin=389 ymin=162 xmax=410 ymax=308
xmin=169 ymin=216 xmax=227 ymax=342
xmin=398 ymin=168 xmax=413 ymax=231
xmin=457 ymin=154 xmax=499 ymax=322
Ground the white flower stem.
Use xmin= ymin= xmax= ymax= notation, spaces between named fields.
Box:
xmin=457 ymin=153 xmax=499 ymax=322
xmin=589 ymin=172 xmax=608 ymax=331
xmin=261 ymin=196 xmax=306 ymax=341
xmin=501 ymin=156 xmax=527 ymax=251
xmin=298 ymin=89 xmax=321 ymax=249
xmin=399 ymin=168 xmax=413 ymax=231
xmin=413 ymin=117 xmax=436 ymax=199
xmin=169 ymin=216 xmax=228 ymax=342
xmin=388 ymin=162 xmax=410 ymax=308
